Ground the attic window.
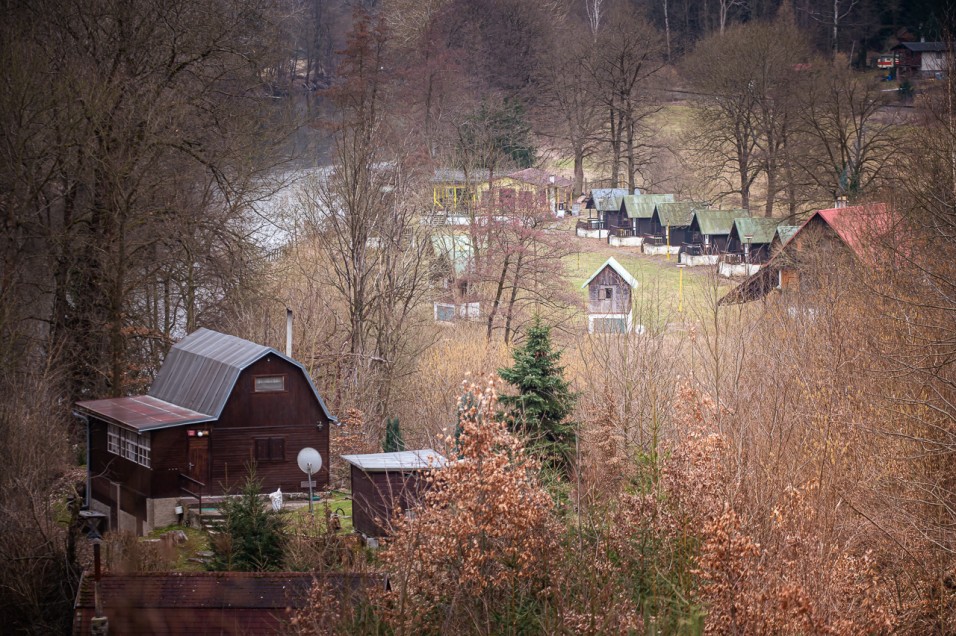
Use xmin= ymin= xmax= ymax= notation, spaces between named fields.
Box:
xmin=254 ymin=375 xmax=285 ymax=393
xmin=602 ymin=287 xmax=614 ymax=300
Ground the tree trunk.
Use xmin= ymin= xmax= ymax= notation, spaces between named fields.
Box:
xmin=486 ymin=254 xmax=511 ymax=341
xmin=573 ymin=145 xmax=585 ymax=197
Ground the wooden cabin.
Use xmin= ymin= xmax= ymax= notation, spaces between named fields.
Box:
xmin=581 ymin=257 xmax=639 ymax=333
xmin=578 ymin=188 xmax=630 ymax=237
xmin=726 ymin=217 xmax=784 ymax=264
xmin=646 ymin=201 xmax=707 ymax=256
xmin=617 ymin=194 xmax=675 ymax=236
xmin=684 ymin=209 xmax=750 ymax=261
xmin=342 ymin=450 xmax=446 ymax=538
xmin=75 ymin=329 xmax=336 ymax=535
xmin=891 ymin=41 xmax=949 ymax=77
xmin=719 ymin=204 xmax=892 ymax=305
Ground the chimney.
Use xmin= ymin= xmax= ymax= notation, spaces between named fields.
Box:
xmin=835 ymin=195 xmax=848 ymax=209
xmin=285 ymin=308 xmax=293 ymax=358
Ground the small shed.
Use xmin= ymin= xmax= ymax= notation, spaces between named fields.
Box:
xmin=581 ymin=257 xmax=639 ymax=333
xmin=616 ymin=194 xmax=675 ymax=236
xmin=342 ymin=449 xmax=447 ymax=537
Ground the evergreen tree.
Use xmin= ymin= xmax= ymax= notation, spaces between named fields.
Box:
xmin=498 ymin=318 xmax=576 ymax=474
xmin=383 ymin=417 xmax=406 ymax=452
xmin=209 ymin=470 xmax=286 ymax=571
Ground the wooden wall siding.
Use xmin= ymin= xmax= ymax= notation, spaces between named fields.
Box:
xmin=587 ymin=267 xmax=632 ymax=315
xmin=350 ymin=467 xmax=427 ymax=537
xmin=213 ymin=356 xmax=330 ymax=494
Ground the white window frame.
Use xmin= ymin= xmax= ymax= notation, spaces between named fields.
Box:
xmin=107 ymin=423 xmax=151 ymax=468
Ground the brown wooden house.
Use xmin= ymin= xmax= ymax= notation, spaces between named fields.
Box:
xmin=581 ymin=257 xmax=639 ymax=333
xmin=75 ymin=328 xmax=336 ymax=535
xmin=719 ymin=203 xmax=893 ymax=305
xmin=341 ymin=450 xmax=447 ymax=538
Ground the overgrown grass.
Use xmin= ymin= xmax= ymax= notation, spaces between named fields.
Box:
xmin=284 ymin=492 xmax=354 ymax=535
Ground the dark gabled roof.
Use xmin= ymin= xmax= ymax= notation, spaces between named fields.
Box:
xmin=655 ymin=202 xmax=706 ymax=228
xmin=76 ymin=329 xmax=335 ymax=431
xmin=729 ymin=217 xmax=784 ymax=245
xmin=72 ymin=571 xmax=385 ymax=636
xmin=622 ymin=194 xmax=675 ymax=219
xmin=691 ymin=209 xmax=750 ymax=236
xmin=894 ymin=41 xmax=948 ymax=52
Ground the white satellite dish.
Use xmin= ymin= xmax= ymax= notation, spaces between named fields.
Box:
xmin=296 ymin=447 xmax=322 ymax=514
xmin=297 ymin=447 xmax=322 ymax=474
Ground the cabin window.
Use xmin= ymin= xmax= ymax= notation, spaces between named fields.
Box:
xmin=602 ymin=287 xmax=614 ymax=300
xmin=254 ymin=437 xmax=285 ymax=462
xmin=106 ymin=423 xmax=151 ymax=468
xmin=254 ymin=375 xmax=285 ymax=393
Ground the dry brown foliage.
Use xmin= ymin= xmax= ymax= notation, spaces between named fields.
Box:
xmin=379 ymin=378 xmax=560 ymax=634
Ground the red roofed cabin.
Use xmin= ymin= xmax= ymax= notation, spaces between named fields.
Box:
xmin=75 ymin=329 xmax=335 ymax=535
xmin=719 ymin=203 xmax=894 ymax=305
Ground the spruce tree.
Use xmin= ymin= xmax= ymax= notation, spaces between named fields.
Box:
xmin=383 ymin=417 xmax=405 ymax=452
xmin=498 ymin=318 xmax=576 ymax=474
xmin=209 ymin=470 xmax=286 ymax=571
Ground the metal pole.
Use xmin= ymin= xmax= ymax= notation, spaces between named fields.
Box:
xmin=666 ymin=224 xmax=671 ymax=261
xmin=307 ymin=464 xmax=314 ymax=515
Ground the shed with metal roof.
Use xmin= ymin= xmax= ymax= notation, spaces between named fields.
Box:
xmin=342 ymin=449 xmax=447 ymax=537
xmin=75 ymin=328 xmax=336 ymax=536
xmin=687 ymin=208 xmax=750 ymax=254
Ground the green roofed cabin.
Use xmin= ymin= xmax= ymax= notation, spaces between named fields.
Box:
xmin=606 ymin=194 xmax=675 ymax=238
xmin=685 ymin=209 xmax=750 ymax=256
xmin=727 ymin=217 xmax=785 ymax=264
xmin=645 ymin=201 xmax=708 ymax=256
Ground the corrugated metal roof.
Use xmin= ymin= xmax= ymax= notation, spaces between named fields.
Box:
xmin=731 ymin=217 xmax=783 ymax=244
xmin=341 ymin=449 xmax=447 ymax=471
xmin=150 ymin=328 xmax=335 ymax=424
xmin=623 ymin=194 xmax=675 ymax=219
xmin=692 ymin=208 xmax=750 ymax=236
xmin=75 ymin=396 xmax=214 ymax=432
xmin=656 ymin=201 xmax=705 ymax=227
xmin=581 ymin=257 xmax=639 ymax=289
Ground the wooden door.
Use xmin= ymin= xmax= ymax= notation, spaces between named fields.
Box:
xmin=188 ymin=436 xmax=209 ymax=483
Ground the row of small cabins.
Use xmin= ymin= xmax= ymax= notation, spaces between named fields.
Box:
xmin=578 ymin=189 xmax=800 ymax=276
